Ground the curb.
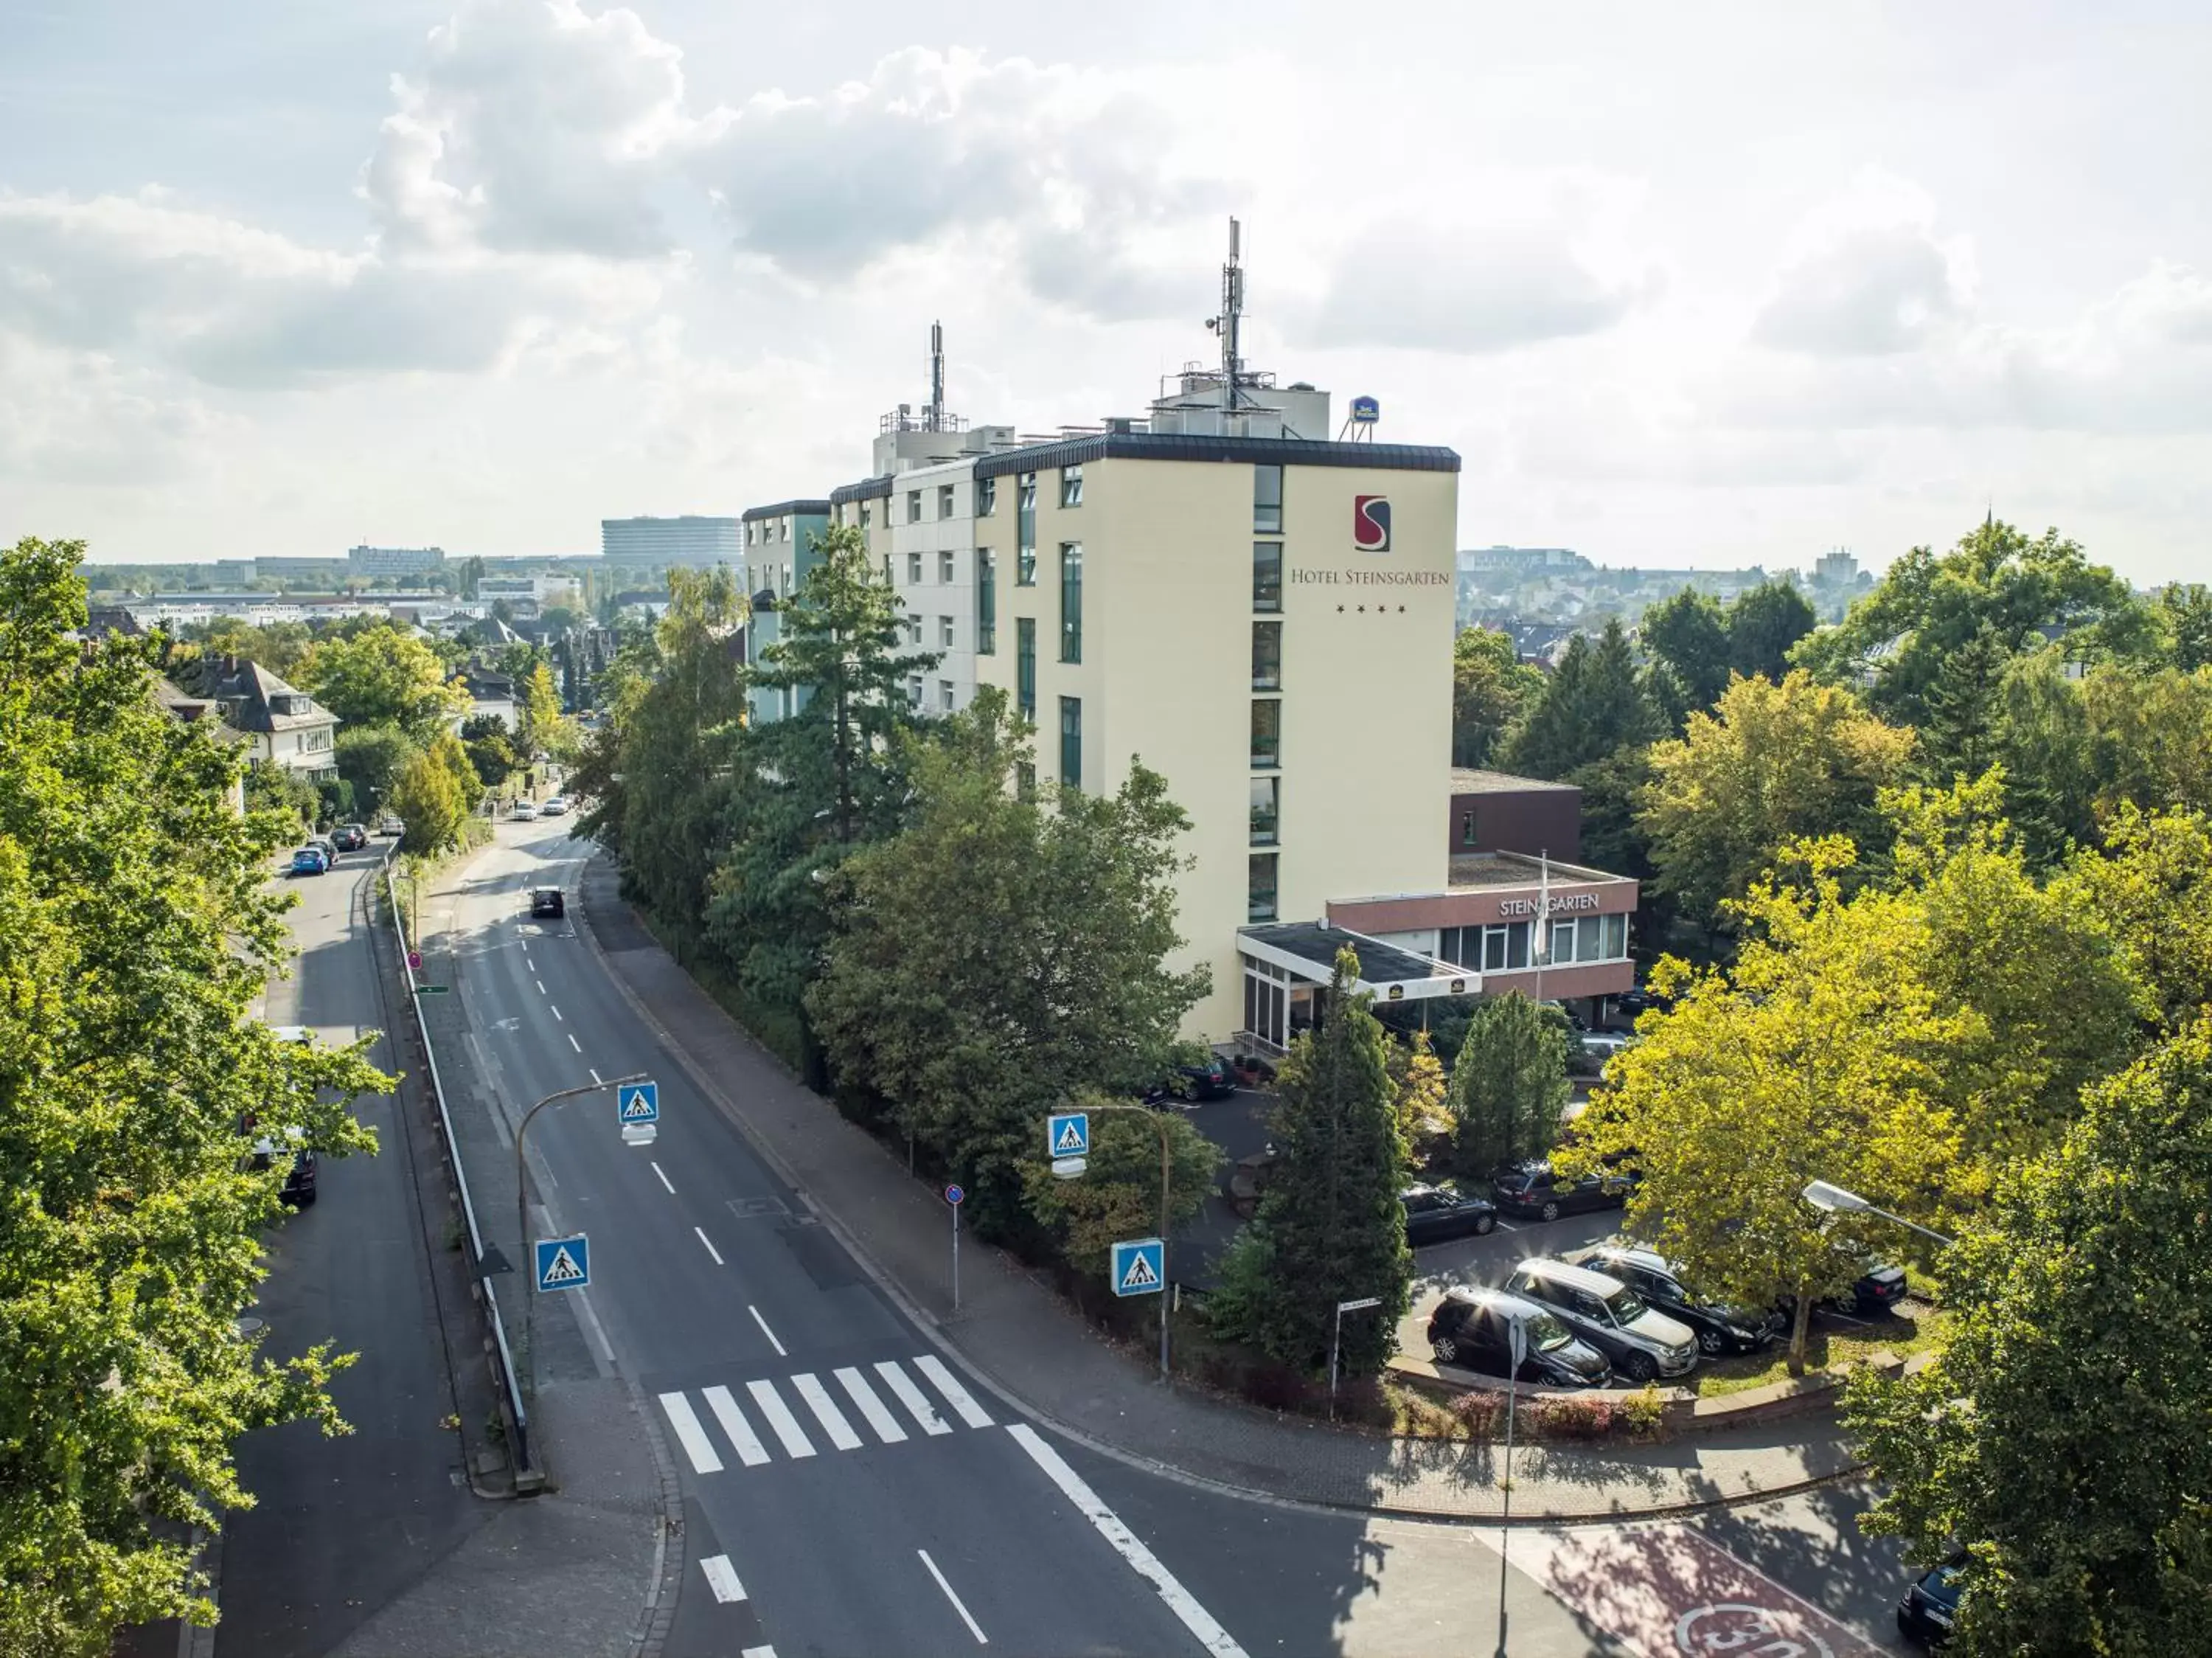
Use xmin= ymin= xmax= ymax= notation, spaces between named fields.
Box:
xmin=570 ymin=852 xmax=1863 ymax=1527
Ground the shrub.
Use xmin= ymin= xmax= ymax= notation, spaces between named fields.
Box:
xmin=1450 ymin=1390 xmax=1502 ymax=1439
xmin=1616 ymin=1384 xmax=1667 ymax=1440
xmin=1532 ymin=1395 xmax=1615 ymax=1440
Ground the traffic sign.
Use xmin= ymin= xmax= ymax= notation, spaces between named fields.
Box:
xmin=944 ymin=1184 xmax=964 ymax=1207
xmin=1046 ymin=1111 xmax=1091 ymax=1159
xmin=1111 ymin=1237 xmax=1165 ymax=1297
xmin=406 ymin=949 xmax=422 ymax=971
xmin=616 ymin=1081 xmax=659 ymax=1125
xmin=1338 ymin=1296 xmax=1382 ymax=1312
xmin=534 ymin=1233 xmax=590 ymax=1293
xmin=414 ymin=985 xmax=449 ymax=996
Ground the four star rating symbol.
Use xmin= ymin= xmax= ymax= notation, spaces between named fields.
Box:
xmin=1333 ymin=605 xmax=1408 ymax=614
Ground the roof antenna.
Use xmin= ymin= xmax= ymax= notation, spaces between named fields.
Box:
xmin=1204 ymin=218 xmax=1245 ymax=412
xmin=926 ymin=321 xmax=945 ymax=433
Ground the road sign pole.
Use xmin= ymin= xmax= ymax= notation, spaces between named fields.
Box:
xmin=952 ymin=1196 xmax=961 ymax=1314
xmin=1158 ymin=1123 xmax=1172 ymax=1384
xmin=1329 ymin=1304 xmax=1342 ymax=1420
xmin=1496 ymin=1319 xmax=1526 ymax=1658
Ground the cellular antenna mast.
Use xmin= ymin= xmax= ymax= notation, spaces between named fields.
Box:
xmin=926 ymin=320 xmax=946 ymax=432
xmin=1219 ymin=218 xmax=1244 ymax=411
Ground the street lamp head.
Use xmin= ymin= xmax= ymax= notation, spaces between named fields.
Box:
xmin=1803 ymin=1179 xmax=1871 ymax=1215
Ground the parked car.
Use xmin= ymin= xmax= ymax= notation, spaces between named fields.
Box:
xmin=331 ymin=823 xmax=368 ymax=852
xmin=1506 ymin=1258 xmax=1698 ymax=1383
xmin=1897 ymin=1555 xmax=1967 ymax=1646
xmin=1784 ymin=1258 xmax=1910 ymax=1320
xmin=1402 ymin=1183 xmax=1498 ymax=1245
xmin=530 ymin=887 xmax=566 ymax=919
xmin=509 ymin=800 xmax=538 ymax=821
xmin=539 ymin=795 xmax=569 ymax=816
xmin=248 ymin=1125 xmax=317 ymax=1206
xmin=1611 ymin=988 xmax=1673 ymax=1019
xmin=1171 ymin=1053 xmax=1237 ymax=1100
xmin=1565 ymin=1242 xmax=1782 ymax=1356
xmin=1490 ymin=1160 xmax=1633 ymax=1224
xmin=378 ymin=814 xmax=404 ymax=836
xmin=290 ymin=846 xmax=328 ymax=876
xmin=1425 ymin=1286 xmax=1611 ymax=1386
xmin=307 ymin=835 xmax=338 ymax=865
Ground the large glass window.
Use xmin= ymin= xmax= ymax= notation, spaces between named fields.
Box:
xmin=1604 ymin=912 xmax=1628 ymax=959
xmin=976 ymin=549 xmax=997 ymax=655
xmin=1253 ymin=464 xmax=1283 ymax=534
xmin=1251 ymin=622 xmax=1282 ymax=690
xmin=1017 ymin=473 xmax=1037 ymax=584
xmin=1250 ymin=777 xmax=1279 ymax=846
xmin=1060 ymin=465 xmax=1084 ymax=507
xmin=1250 ymin=698 xmax=1281 ymax=769
xmin=1548 ymin=919 xmax=1577 ymax=964
xmin=1578 ymin=915 xmax=1606 ymax=961
xmin=1016 ymin=618 xmax=1036 ymax=718
xmin=1248 ymin=853 xmax=1279 ymax=923
xmin=1253 ymin=542 xmax=1282 ymax=612
xmin=1059 ymin=696 xmax=1082 ymax=787
xmin=1060 ymin=543 xmax=1083 ymax=663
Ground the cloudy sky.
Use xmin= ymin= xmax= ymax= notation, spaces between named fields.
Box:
xmin=4 ymin=1 xmax=2208 ymax=581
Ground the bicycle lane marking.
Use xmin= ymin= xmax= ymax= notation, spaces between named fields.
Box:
xmin=1479 ymin=1522 xmax=1882 ymax=1658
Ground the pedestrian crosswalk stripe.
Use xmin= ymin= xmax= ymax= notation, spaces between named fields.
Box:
xmin=913 ymin=1354 xmax=995 ymax=1429
xmin=740 ymin=1645 xmax=777 ymax=1658
xmin=789 ymin=1373 xmax=862 ymax=1451
xmin=747 ymin=1379 xmax=817 ymax=1459
xmin=874 ymin=1359 xmax=953 ymax=1436
xmin=700 ymin=1554 xmax=746 ymax=1604
xmin=658 ymin=1391 xmax=723 ymax=1474
xmin=835 ymin=1367 xmax=908 ymax=1443
xmin=702 ymin=1384 xmax=770 ymax=1467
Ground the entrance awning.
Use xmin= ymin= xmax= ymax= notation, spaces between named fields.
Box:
xmin=1239 ymin=922 xmax=1479 ymax=1004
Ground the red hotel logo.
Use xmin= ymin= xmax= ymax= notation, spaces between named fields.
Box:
xmin=1353 ymin=495 xmax=1391 ymax=552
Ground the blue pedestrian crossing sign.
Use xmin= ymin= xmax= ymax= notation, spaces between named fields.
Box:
xmin=616 ymin=1081 xmax=659 ymax=1126
xmin=1046 ymin=1111 xmax=1090 ymax=1159
xmin=535 ymin=1233 xmax=591 ymax=1293
xmin=1110 ymin=1237 xmax=1165 ymax=1298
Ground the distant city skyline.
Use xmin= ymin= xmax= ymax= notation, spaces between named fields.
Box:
xmin=5 ymin=3 xmax=2208 ymax=585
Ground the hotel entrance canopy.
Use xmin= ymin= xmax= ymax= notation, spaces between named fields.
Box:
xmin=1237 ymin=922 xmax=1479 ymax=1004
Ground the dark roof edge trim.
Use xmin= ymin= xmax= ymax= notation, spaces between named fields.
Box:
xmin=740 ymin=499 xmax=832 ymax=522
xmin=829 ymin=474 xmax=895 ymax=505
xmin=975 ymin=432 xmax=1460 ymax=481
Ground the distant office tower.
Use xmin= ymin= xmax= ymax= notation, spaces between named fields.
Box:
xmin=601 ymin=516 xmax=741 ymax=569
xmin=347 ymin=544 xmax=447 ymax=576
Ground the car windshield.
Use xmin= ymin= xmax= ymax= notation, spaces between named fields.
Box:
xmin=1527 ymin=1309 xmax=1574 ymax=1353
xmin=1605 ymin=1286 xmax=1652 ymax=1322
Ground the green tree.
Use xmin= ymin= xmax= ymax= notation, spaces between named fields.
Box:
xmin=1207 ymin=949 xmax=1412 ymax=1376
xmin=388 ymin=741 xmax=469 ymax=854
xmin=2082 ymin=665 xmax=2212 ymax=817
xmin=184 ymin=617 xmax=313 ymax=679
xmin=243 ymin=763 xmax=320 ymax=837
xmin=806 ymin=690 xmax=1206 ymax=1235
xmin=1988 ymin=653 xmax=2099 ymax=867
xmin=0 ymin=538 xmax=386 ymax=1655
xmin=1498 ymin=619 xmax=1662 ymax=780
xmin=1385 ymin=1027 xmax=1450 ymax=1144
xmin=1636 ymin=670 xmax=1915 ymax=931
xmin=459 ymin=715 xmax=520 ymax=790
xmin=2148 ymin=581 xmax=2212 ymax=671
xmin=294 ymin=622 xmax=467 ymax=742
xmin=1725 ymin=580 xmax=1818 ymax=684
xmin=517 ymin=660 xmax=569 ymax=760
xmin=333 ymin=726 xmax=416 ymax=817
xmin=1917 ymin=621 xmax=2012 ymax=783
xmin=1446 ymin=991 xmax=1571 ymax=1176
xmin=1018 ymin=1095 xmax=1219 ymax=1282
xmin=1640 ymin=589 xmax=1732 ymax=714
xmin=2056 ymin=805 xmax=2212 ymax=1033
xmin=1844 ymin=1021 xmax=2212 ymax=1657
xmin=1450 ymin=626 xmax=1545 ymax=768
xmin=494 ymin=641 xmax=547 ymax=684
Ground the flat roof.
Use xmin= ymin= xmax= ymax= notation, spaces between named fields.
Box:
xmin=1239 ymin=923 xmax=1478 ymax=1002
xmin=830 ymin=474 xmax=894 ymax=504
xmin=740 ymin=500 xmax=831 ymax=522
xmin=973 ymin=430 xmax=1461 ymax=481
xmin=1447 ymin=851 xmax=1631 ymax=891
xmin=1449 ymin=768 xmax=1579 ymax=796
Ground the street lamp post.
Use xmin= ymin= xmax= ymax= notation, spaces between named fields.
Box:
xmin=517 ymin=1072 xmax=648 ymax=1398
xmin=1801 ymin=1179 xmax=1957 ymax=1246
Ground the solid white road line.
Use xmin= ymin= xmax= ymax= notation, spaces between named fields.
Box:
xmin=874 ymin=1360 xmax=953 ymax=1436
xmin=699 ymin=1554 xmax=747 ymax=1604
xmin=651 ymin=1161 xmax=676 ymax=1195
xmin=535 ymin=979 xmax=546 ymax=994
xmin=834 ymin=1367 xmax=908 ymax=1443
xmin=568 ymin=1033 xmax=582 ymax=1052
xmin=740 ymin=1645 xmax=776 ymax=1658
xmin=790 ymin=1373 xmax=863 ymax=1451
xmin=550 ymin=1003 xmax=563 ymax=1021
xmin=1005 ymin=1423 xmax=1248 ymax=1658
xmin=748 ymin=1305 xmax=787 ymax=1357
xmin=913 ymin=1354 xmax=995 ymax=1429
xmin=522 ymin=955 xmax=532 ymax=971
xmin=589 ymin=1066 xmax=602 ymax=1085
xmin=746 ymin=1380 xmax=818 ymax=1459
xmin=695 ymin=1227 xmax=724 ymax=1266
xmin=917 ymin=1550 xmax=989 ymax=1645
xmin=702 ymin=1384 xmax=771 ymax=1467
xmin=657 ymin=1392 xmax=723 ymax=1474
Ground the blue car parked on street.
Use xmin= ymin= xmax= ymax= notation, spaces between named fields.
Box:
xmin=291 ymin=846 xmax=329 ymax=876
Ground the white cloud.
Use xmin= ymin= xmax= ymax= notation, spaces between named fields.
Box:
xmin=0 ymin=333 xmax=225 ymax=488
xmin=1751 ymin=175 xmax=1976 ymax=356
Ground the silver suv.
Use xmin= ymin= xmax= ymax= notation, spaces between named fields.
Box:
xmin=1506 ymin=1258 xmax=1698 ymax=1384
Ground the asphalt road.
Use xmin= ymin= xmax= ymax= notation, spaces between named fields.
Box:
xmin=454 ymin=816 xmax=1923 ymax=1658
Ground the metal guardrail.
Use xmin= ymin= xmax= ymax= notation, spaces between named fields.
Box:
xmin=384 ymin=854 xmax=532 ymax=1474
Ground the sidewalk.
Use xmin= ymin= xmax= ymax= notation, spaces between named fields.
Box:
xmin=577 ymin=853 xmax=1864 ymax=1523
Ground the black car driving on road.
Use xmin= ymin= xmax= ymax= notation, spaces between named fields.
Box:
xmin=1566 ymin=1242 xmax=1782 ymax=1356
xmin=1401 ymin=1183 xmax=1497 ymax=1245
xmin=530 ymin=887 xmax=566 ymax=919
xmin=1490 ymin=1160 xmax=1634 ymax=1223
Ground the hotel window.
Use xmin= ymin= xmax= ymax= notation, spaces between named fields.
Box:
xmin=881 ymin=555 xmax=892 ymax=586
xmin=1016 ymin=619 xmax=1036 ymax=718
xmin=1248 ymin=853 xmax=1279 ymax=923
xmin=939 ymin=615 xmax=954 ymax=648
xmin=1060 ymin=543 xmax=1082 ymax=663
xmin=940 ymin=679 xmax=956 ymax=712
xmin=1250 ymin=698 xmax=1281 ymax=769
xmin=1251 ymin=622 xmax=1282 ymax=691
xmin=1604 ymin=912 xmax=1628 ymax=958
xmin=908 ymin=489 xmax=922 ymax=524
xmin=977 ymin=475 xmax=997 ymax=517
xmin=1017 ymin=473 xmax=1037 ymax=583
xmin=907 ymin=674 xmax=922 ymax=707
xmin=1253 ymin=463 xmax=1283 ymax=534
xmin=1548 ymin=919 xmax=1579 ymax=964
xmin=860 ymin=504 xmax=872 ymax=529
xmin=906 ymin=613 xmax=922 ymax=645
xmin=782 ymin=563 xmax=792 ymax=594
xmin=939 ymin=484 xmax=956 ymax=519
xmin=1253 ymin=542 xmax=1282 ymax=612
xmin=976 ymin=550 xmax=997 ymax=653
xmin=1015 ymin=760 xmax=1035 ymax=799
xmin=1460 ymin=810 xmax=1478 ymax=847
xmin=780 ymin=519 xmax=790 ymax=541
xmin=1059 ymin=696 xmax=1082 ymax=788
xmin=1060 ymin=465 xmax=1084 ymax=507
xmin=1486 ymin=922 xmax=1532 ymax=971
xmin=1250 ymin=777 xmax=1279 ymax=846
xmin=908 ymin=552 xmax=923 ymax=584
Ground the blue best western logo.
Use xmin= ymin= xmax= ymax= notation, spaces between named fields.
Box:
xmin=1354 ymin=494 xmax=1391 ymax=552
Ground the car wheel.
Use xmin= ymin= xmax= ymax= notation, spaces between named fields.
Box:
xmin=1539 ymin=1201 xmax=1561 ymax=1222
xmin=1475 ymin=1213 xmax=1496 ymax=1236
xmin=1826 ymin=1292 xmax=1857 ymax=1314
xmin=1621 ymin=1351 xmax=1657 ymax=1384
xmin=1430 ymin=1337 xmax=1459 ymax=1364
xmin=1697 ymin=1327 xmax=1727 ymax=1356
